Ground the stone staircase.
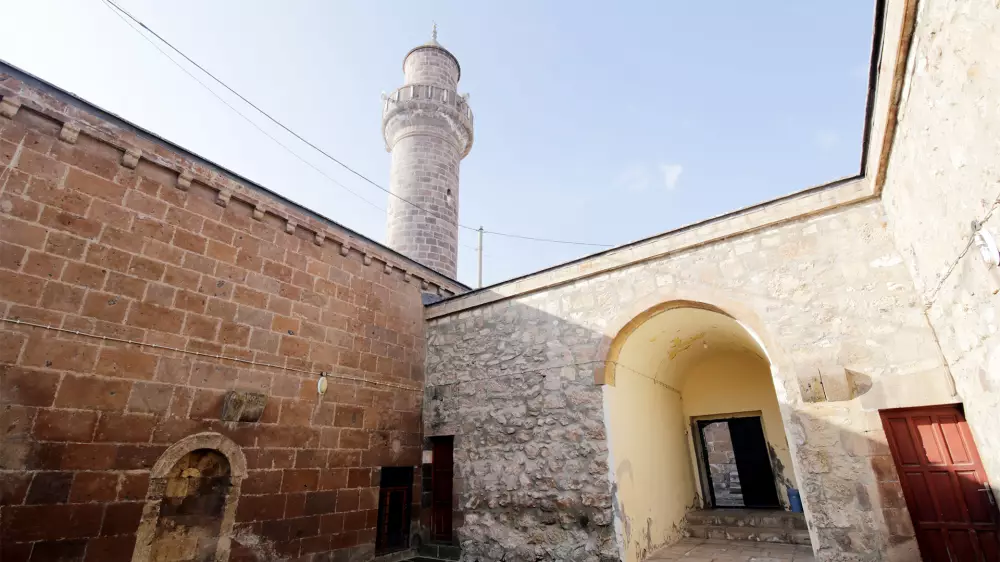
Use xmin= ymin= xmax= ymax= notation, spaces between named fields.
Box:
xmin=399 ymin=542 xmax=460 ymax=562
xmin=683 ymin=509 xmax=811 ymax=545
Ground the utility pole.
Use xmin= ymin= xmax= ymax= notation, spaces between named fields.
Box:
xmin=477 ymin=226 xmax=484 ymax=288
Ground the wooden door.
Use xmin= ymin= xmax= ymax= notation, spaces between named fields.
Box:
xmin=729 ymin=416 xmax=781 ymax=509
xmin=881 ymin=405 xmax=999 ymax=562
xmin=431 ymin=436 xmax=454 ymax=542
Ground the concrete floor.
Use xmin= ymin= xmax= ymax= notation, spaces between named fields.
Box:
xmin=646 ymin=538 xmax=816 ymax=562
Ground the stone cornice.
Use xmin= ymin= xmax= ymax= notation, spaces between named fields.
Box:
xmin=426 ymin=177 xmax=874 ymax=320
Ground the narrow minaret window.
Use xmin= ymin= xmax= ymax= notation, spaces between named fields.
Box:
xmin=381 ymin=26 xmax=474 ymax=279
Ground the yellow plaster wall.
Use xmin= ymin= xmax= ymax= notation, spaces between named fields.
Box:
xmin=681 ymin=349 xmax=796 ymax=506
xmin=604 ymin=372 xmax=697 ymax=562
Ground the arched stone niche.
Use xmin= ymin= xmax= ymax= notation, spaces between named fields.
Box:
xmin=132 ymin=432 xmax=247 ymax=562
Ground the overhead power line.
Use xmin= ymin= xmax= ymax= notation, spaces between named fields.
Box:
xmin=99 ymin=0 xmax=384 ymax=212
xmin=100 ymin=0 xmax=613 ymax=249
xmin=482 ymin=229 xmax=608 ymax=247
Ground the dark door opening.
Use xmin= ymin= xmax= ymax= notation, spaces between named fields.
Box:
xmin=881 ymin=405 xmax=999 ymax=562
xmin=697 ymin=416 xmax=780 ymax=509
xmin=375 ymin=466 xmax=413 ymax=553
xmin=431 ymin=436 xmax=454 ymax=542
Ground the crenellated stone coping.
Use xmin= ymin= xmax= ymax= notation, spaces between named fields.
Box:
xmin=425 ymin=176 xmax=876 ymax=319
xmin=0 ymin=75 xmax=465 ymax=298
xmin=382 ymin=83 xmax=473 ymax=125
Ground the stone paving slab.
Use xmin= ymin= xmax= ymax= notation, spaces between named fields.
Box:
xmin=646 ymin=538 xmax=816 ymax=562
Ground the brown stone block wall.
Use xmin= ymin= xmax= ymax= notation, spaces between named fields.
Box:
xmin=0 ymin=73 xmax=439 ymax=561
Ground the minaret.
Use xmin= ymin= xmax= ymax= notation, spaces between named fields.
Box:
xmin=382 ymin=25 xmax=474 ymax=279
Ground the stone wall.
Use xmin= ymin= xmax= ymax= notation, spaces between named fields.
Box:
xmin=383 ymin=41 xmax=473 ymax=279
xmin=425 ymin=303 xmax=615 ymax=561
xmin=426 ymin=199 xmax=949 ymax=562
xmin=384 ymin=133 xmax=462 ymax=278
xmin=0 ymin=69 xmax=459 ymax=561
xmin=404 ymin=45 xmax=461 ymax=91
xmin=880 ymin=0 xmax=1000 ymax=486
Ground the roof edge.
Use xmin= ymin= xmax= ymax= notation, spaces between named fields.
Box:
xmin=425 ymin=0 xmax=912 ymax=317
xmin=0 ymin=59 xmax=470 ymax=295
xmin=425 ymin=176 xmax=874 ymax=319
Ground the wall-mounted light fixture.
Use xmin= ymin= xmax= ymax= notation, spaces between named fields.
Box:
xmin=975 ymin=228 xmax=1000 ymax=268
xmin=317 ymin=373 xmax=329 ymax=395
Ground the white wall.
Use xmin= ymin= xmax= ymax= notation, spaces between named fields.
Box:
xmin=604 ymin=368 xmax=695 ymax=562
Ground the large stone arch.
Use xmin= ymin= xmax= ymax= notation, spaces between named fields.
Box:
xmin=597 ymin=295 xmax=808 ymax=562
xmin=593 ymin=286 xmax=799 ymax=405
xmin=132 ymin=432 xmax=247 ymax=562
xmin=147 ymin=432 xmax=248 ymax=480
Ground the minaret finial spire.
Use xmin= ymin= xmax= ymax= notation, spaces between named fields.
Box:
xmin=432 ymin=22 xmax=438 ymax=43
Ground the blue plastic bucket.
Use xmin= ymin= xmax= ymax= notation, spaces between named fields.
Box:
xmin=787 ymin=487 xmax=803 ymax=513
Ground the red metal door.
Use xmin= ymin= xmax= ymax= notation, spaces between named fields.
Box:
xmin=881 ymin=405 xmax=999 ymax=562
xmin=431 ymin=436 xmax=454 ymax=541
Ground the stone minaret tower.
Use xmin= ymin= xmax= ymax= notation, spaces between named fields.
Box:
xmin=382 ymin=26 xmax=474 ymax=278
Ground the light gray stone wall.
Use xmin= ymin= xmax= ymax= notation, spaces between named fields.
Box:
xmin=386 ymin=134 xmax=461 ymax=277
xmin=426 ymin=303 xmax=615 ymax=561
xmin=881 ymin=0 xmax=1000 ymax=484
xmin=383 ymin=43 xmax=472 ymax=279
xmin=404 ymin=46 xmax=460 ymax=90
xmin=426 ymin=200 xmax=946 ymax=562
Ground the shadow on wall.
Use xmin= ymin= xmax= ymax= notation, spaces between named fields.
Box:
xmin=422 ymin=295 xmax=928 ymax=562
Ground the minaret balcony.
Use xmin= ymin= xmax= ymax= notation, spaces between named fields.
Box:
xmin=381 ymin=84 xmax=474 ymax=157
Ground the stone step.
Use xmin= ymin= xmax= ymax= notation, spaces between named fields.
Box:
xmin=685 ymin=524 xmax=812 ymax=545
xmin=416 ymin=543 xmax=461 ymax=561
xmin=685 ymin=509 xmax=808 ymax=530
xmin=683 ymin=509 xmax=811 ymax=546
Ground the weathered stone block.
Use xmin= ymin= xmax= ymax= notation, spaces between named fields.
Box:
xmin=220 ymin=390 xmax=268 ymax=422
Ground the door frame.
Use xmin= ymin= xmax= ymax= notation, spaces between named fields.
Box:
xmin=690 ymin=410 xmax=781 ymax=510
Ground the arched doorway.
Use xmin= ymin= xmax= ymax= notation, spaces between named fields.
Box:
xmin=149 ymin=449 xmax=232 ymax=561
xmin=602 ymin=303 xmax=803 ymax=561
xmin=132 ymin=433 xmax=246 ymax=562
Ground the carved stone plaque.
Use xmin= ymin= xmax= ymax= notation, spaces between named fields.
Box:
xmin=220 ymin=391 xmax=268 ymax=422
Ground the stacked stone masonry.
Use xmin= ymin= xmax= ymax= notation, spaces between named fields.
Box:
xmin=4 ymin=1 xmax=1000 ymax=561
xmin=382 ymin=43 xmax=473 ymax=279
xmin=420 ymin=2 xmax=1000 ymax=559
xmin=425 ymin=200 xmax=950 ymax=562
xmin=402 ymin=45 xmax=460 ymax=94
xmin=880 ymin=0 xmax=1000 ymax=486
xmin=0 ymin=68 xmax=461 ymax=561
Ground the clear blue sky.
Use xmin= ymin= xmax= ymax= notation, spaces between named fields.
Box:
xmin=0 ymin=1 xmax=875 ymax=286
